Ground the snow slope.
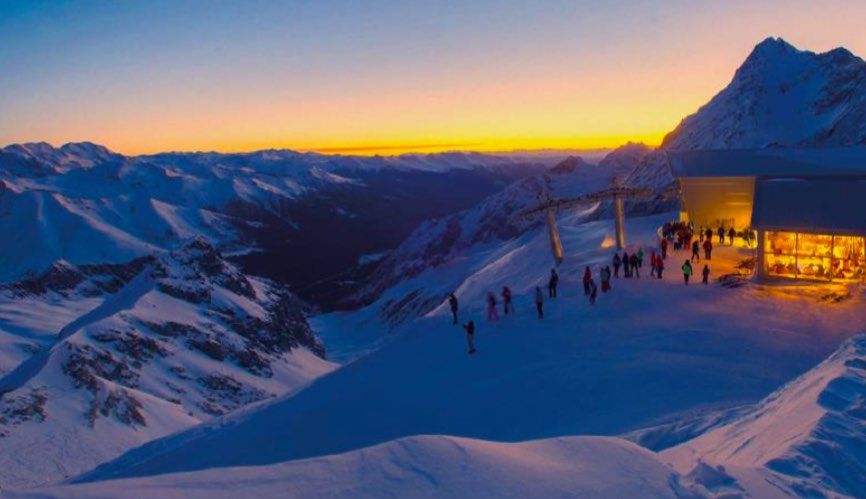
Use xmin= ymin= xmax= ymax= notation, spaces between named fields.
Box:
xmin=665 ymin=335 xmax=866 ymax=498
xmin=13 ymin=436 xmax=685 ymax=499
xmin=74 ymin=212 xmax=866 ymax=484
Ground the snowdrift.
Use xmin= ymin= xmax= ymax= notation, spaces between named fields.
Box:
xmin=13 ymin=435 xmax=684 ymax=499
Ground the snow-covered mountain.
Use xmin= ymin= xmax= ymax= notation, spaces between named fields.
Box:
xmin=663 ymin=37 xmax=866 ymax=150
xmin=0 ymin=142 xmax=552 ymax=305
xmin=0 ymin=239 xmax=334 ymax=488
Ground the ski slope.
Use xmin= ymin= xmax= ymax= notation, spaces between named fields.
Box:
xmin=74 ymin=212 xmax=866 ymax=484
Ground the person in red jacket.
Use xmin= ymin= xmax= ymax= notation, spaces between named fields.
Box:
xmin=650 ymin=250 xmax=658 ymax=277
xmin=582 ymin=266 xmax=592 ymax=296
xmin=703 ymin=239 xmax=713 ymax=260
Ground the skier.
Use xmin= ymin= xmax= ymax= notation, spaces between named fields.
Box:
xmin=601 ymin=266 xmax=612 ymax=292
xmin=622 ymin=251 xmax=631 ymax=278
xmin=691 ymin=240 xmax=700 ymax=262
xmin=703 ymin=239 xmax=713 ymax=260
xmin=463 ymin=320 xmax=476 ymax=355
xmin=534 ymin=286 xmax=544 ymax=318
xmin=486 ymin=292 xmax=500 ymax=321
xmin=548 ymin=268 xmax=559 ymax=298
xmin=702 ymin=264 xmax=711 ymax=284
xmin=630 ymin=253 xmax=640 ymax=278
xmin=718 ymin=226 xmax=725 ymax=244
xmin=682 ymin=260 xmax=693 ymax=285
xmin=728 ymin=227 xmax=737 ymax=245
xmin=447 ymin=293 xmax=459 ymax=325
xmin=657 ymin=255 xmax=665 ymax=279
xmin=612 ymin=253 xmax=622 ymax=278
xmin=588 ymin=279 xmax=598 ymax=304
xmin=583 ymin=266 xmax=592 ymax=296
xmin=660 ymin=238 xmax=668 ymax=260
xmin=501 ymin=286 xmax=513 ymax=315
xmin=637 ymin=247 xmax=645 ymax=269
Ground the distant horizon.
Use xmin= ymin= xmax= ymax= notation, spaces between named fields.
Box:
xmin=2 ymin=138 xmax=628 ymax=158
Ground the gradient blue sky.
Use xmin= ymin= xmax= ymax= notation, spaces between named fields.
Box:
xmin=1 ymin=0 xmax=865 ymax=154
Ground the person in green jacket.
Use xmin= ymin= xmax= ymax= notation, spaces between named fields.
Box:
xmin=682 ymin=260 xmax=693 ymax=285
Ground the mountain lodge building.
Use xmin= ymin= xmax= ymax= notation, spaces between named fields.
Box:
xmin=668 ymin=147 xmax=866 ymax=283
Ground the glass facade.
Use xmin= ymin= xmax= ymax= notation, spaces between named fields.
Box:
xmin=764 ymin=231 xmax=866 ymax=281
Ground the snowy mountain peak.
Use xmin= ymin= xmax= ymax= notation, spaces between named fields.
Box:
xmin=662 ymin=38 xmax=866 ymax=150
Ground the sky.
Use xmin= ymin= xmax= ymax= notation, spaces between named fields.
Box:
xmin=1 ymin=0 xmax=865 ymax=156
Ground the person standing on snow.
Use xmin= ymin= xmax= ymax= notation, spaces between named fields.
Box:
xmin=612 ymin=253 xmax=622 ymax=278
xmin=447 ymin=293 xmax=459 ymax=325
xmin=637 ymin=247 xmax=645 ymax=269
xmin=702 ymin=264 xmax=711 ymax=284
xmin=548 ymin=268 xmax=559 ymax=298
xmin=630 ymin=253 xmax=640 ymax=278
xmin=583 ymin=266 xmax=592 ymax=296
xmin=534 ymin=286 xmax=544 ymax=318
xmin=718 ymin=226 xmax=725 ymax=244
xmin=650 ymin=250 xmax=658 ymax=277
xmin=588 ymin=279 xmax=598 ymax=304
xmin=703 ymin=238 xmax=713 ymax=260
xmin=660 ymin=238 xmax=668 ymax=260
xmin=691 ymin=240 xmax=701 ymax=262
xmin=501 ymin=286 xmax=513 ymax=315
xmin=728 ymin=227 xmax=736 ymax=245
xmin=601 ymin=266 xmax=612 ymax=292
xmin=657 ymin=255 xmax=665 ymax=279
xmin=486 ymin=292 xmax=500 ymax=321
xmin=622 ymin=251 xmax=631 ymax=278
xmin=705 ymin=227 xmax=713 ymax=243
xmin=463 ymin=321 xmax=477 ymax=355
xmin=682 ymin=260 xmax=693 ymax=285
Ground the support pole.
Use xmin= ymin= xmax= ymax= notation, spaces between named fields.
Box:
xmin=545 ymin=207 xmax=564 ymax=265
xmin=614 ymin=194 xmax=626 ymax=250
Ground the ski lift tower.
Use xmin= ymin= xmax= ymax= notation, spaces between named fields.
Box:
xmin=518 ymin=179 xmax=665 ymax=265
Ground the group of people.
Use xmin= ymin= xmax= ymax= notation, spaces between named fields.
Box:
xmin=448 ymin=221 xmax=731 ymax=355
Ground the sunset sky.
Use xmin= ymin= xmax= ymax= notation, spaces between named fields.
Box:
xmin=1 ymin=0 xmax=865 ymax=155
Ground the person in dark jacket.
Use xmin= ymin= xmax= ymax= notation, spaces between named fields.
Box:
xmin=718 ymin=226 xmax=726 ymax=244
xmin=630 ymin=253 xmax=640 ymax=278
xmin=612 ymin=253 xmax=622 ymax=277
xmin=601 ymin=266 xmax=612 ymax=292
xmin=583 ymin=266 xmax=592 ymax=296
xmin=623 ymin=252 xmax=631 ymax=278
xmin=501 ymin=286 xmax=513 ymax=315
xmin=682 ymin=260 xmax=693 ymax=285
xmin=702 ymin=264 xmax=711 ymax=284
xmin=728 ymin=227 xmax=736 ymax=245
xmin=660 ymin=238 xmax=668 ymax=260
xmin=657 ymin=255 xmax=665 ymax=279
xmin=447 ymin=293 xmax=459 ymax=324
xmin=703 ymin=239 xmax=713 ymax=260
xmin=691 ymin=240 xmax=701 ymax=262
xmin=705 ymin=227 xmax=713 ymax=242
xmin=463 ymin=321 xmax=476 ymax=355
xmin=548 ymin=268 xmax=559 ymax=298
xmin=534 ymin=286 xmax=544 ymax=318
xmin=588 ymin=279 xmax=598 ymax=304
